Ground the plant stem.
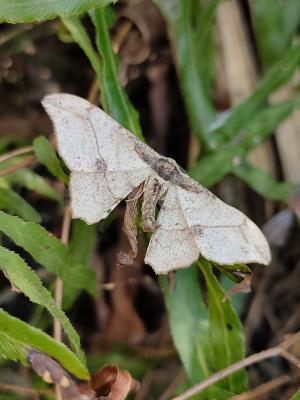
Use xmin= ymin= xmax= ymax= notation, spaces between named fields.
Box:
xmin=172 ymin=331 xmax=300 ymax=400
xmin=0 ymin=383 xmax=52 ymax=396
xmin=54 ymin=205 xmax=71 ymax=400
xmin=229 ymin=375 xmax=290 ymax=400
xmin=0 ymin=145 xmax=33 ymax=163
xmin=0 ymin=155 xmax=35 ymax=177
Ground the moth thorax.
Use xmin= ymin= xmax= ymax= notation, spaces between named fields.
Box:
xmin=156 ymin=157 xmax=179 ymax=181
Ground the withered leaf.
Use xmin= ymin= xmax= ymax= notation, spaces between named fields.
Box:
xmin=223 ymin=273 xmax=252 ymax=301
xmin=90 ymin=364 xmax=140 ymax=400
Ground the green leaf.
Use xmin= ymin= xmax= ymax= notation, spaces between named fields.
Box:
xmin=0 ymin=0 xmax=114 ymax=23
xmin=290 ymin=388 xmax=300 ymax=399
xmin=233 ymin=161 xmax=294 ymax=202
xmin=154 ymin=0 xmax=216 ymax=148
xmin=210 ymin=45 xmax=300 ymax=148
xmin=69 ymin=220 xmax=97 ymax=263
xmin=0 ymin=211 xmax=96 ymax=296
xmin=191 ymin=98 xmax=300 ymax=187
xmin=0 ymin=308 xmax=89 ymax=379
xmin=251 ymin=0 xmax=300 ymax=69
xmin=62 ymin=10 xmax=143 ymax=139
xmin=89 ymin=8 xmax=143 ymax=138
xmin=160 ymin=266 xmax=237 ymax=399
xmin=160 ymin=267 xmax=209 ymax=385
xmin=199 ymin=259 xmax=247 ymax=394
xmin=61 ymin=16 xmax=103 ymax=88
xmin=0 ymin=247 xmax=85 ymax=363
xmin=0 ymin=187 xmax=41 ymax=222
xmin=63 ymin=220 xmax=97 ymax=309
xmin=33 ymin=136 xmax=68 ymax=184
xmin=5 ymin=168 xmax=62 ymax=203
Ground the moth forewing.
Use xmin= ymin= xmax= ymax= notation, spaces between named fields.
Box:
xmin=42 ymin=93 xmax=271 ymax=273
xmin=42 ymin=93 xmax=151 ymax=225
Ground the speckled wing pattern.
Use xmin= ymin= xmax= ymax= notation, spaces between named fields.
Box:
xmin=42 ymin=94 xmax=151 ymax=224
xmin=145 ymin=185 xmax=271 ymax=273
xmin=42 ymin=93 xmax=271 ymax=274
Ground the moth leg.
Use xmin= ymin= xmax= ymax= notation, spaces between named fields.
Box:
xmin=119 ymin=183 xmax=144 ymax=265
xmin=142 ymin=174 xmax=164 ymax=232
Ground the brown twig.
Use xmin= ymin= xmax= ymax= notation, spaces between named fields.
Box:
xmin=0 ymin=383 xmax=52 ymax=396
xmin=54 ymin=205 xmax=71 ymax=400
xmin=229 ymin=375 xmax=290 ymax=400
xmin=158 ymin=369 xmax=185 ymax=400
xmin=0 ymin=155 xmax=36 ymax=177
xmin=171 ymin=332 xmax=300 ymax=400
xmin=0 ymin=145 xmax=33 ymax=163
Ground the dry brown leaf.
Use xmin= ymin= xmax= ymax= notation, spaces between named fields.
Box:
xmin=90 ymin=364 xmax=140 ymax=400
xmin=223 ymin=274 xmax=252 ymax=301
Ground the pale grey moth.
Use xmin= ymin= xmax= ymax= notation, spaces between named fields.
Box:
xmin=42 ymin=94 xmax=271 ymax=274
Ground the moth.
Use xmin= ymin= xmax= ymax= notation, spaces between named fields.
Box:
xmin=42 ymin=94 xmax=271 ymax=274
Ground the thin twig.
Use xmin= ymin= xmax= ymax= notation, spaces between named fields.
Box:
xmin=171 ymin=331 xmax=300 ymax=400
xmin=0 ymin=383 xmax=52 ymax=396
xmin=229 ymin=375 xmax=290 ymax=400
xmin=0 ymin=155 xmax=36 ymax=177
xmin=0 ymin=145 xmax=33 ymax=163
xmin=158 ymin=369 xmax=185 ymax=400
xmin=54 ymin=205 xmax=71 ymax=400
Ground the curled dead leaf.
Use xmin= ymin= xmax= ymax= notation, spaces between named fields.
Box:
xmin=90 ymin=364 xmax=140 ymax=400
xmin=28 ymin=350 xmax=140 ymax=400
xmin=223 ymin=273 xmax=252 ymax=302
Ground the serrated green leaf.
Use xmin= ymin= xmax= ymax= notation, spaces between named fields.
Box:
xmin=0 ymin=331 xmax=25 ymax=364
xmin=0 ymin=211 xmax=96 ymax=296
xmin=0 ymin=247 xmax=84 ymax=363
xmin=0 ymin=0 xmax=114 ymax=23
xmin=199 ymin=259 xmax=247 ymax=394
xmin=191 ymin=98 xmax=300 ymax=187
xmin=233 ymin=161 xmax=294 ymax=202
xmin=0 ymin=187 xmax=41 ymax=222
xmin=0 ymin=308 xmax=89 ymax=379
xmin=5 ymin=168 xmax=62 ymax=203
xmin=33 ymin=136 xmax=68 ymax=184
xmin=160 ymin=266 xmax=237 ymax=399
